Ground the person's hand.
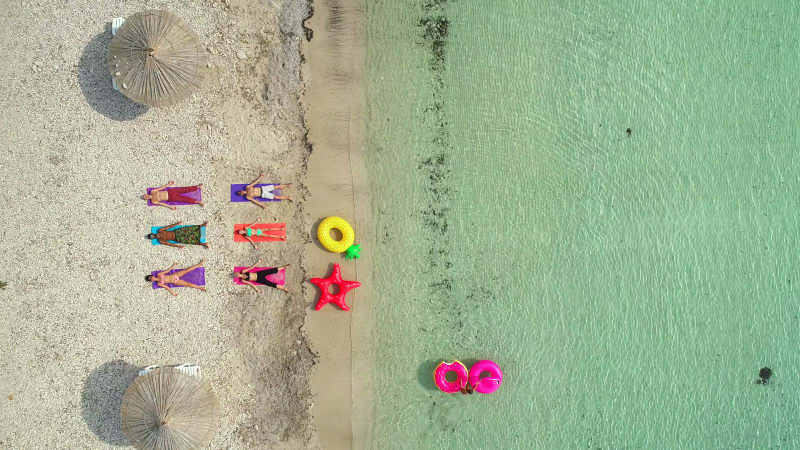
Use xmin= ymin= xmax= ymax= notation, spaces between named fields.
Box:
xmin=178 ymin=245 xmax=185 ymax=249
xmin=170 ymin=206 xmax=177 ymax=211
xmin=167 ymin=181 xmax=175 ymax=186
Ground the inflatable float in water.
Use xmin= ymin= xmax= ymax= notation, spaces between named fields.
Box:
xmin=433 ymin=361 xmax=468 ymax=394
xmin=469 ymin=360 xmax=503 ymax=394
xmin=434 ymin=359 xmax=503 ymax=394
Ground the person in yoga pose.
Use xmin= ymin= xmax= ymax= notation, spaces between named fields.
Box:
xmin=236 ymin=217 xmax=285 ymax=249
xmin=234 ymin=259 xmax=290 ymax=293
xmin=147 ymin=221 xmax=209 ymax=248
xmin=143 ymin=181 xmax=204 ymax=210
xmin=236 ymin=173 xmax=292 ymax=208
xmin=145 ymin=260 xmax=206 ymax=296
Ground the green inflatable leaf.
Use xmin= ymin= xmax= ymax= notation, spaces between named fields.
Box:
xmin=345 ymin=244 xmax=361 ymax=260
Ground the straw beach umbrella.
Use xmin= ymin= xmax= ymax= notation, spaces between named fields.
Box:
xmin=120 ymin=368 xmax=219 ymax=450
xmin=108 ymin=10 xmax=207 ymax=107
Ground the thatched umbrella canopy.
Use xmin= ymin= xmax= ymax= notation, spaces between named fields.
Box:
xmin=120 ymin=367 xmax=219 ymax=450
xmin=108 ymin=10 xmax=207 ymax=107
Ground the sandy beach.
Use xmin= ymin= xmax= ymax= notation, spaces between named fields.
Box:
xmin=302 ymin=0 xmax=370 ymax=448
xmin=0 ymin=0 xmax=324 ymax=447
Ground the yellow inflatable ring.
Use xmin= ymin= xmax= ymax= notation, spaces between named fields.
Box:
xmin=318 ymin=216 xmax=355 ymax=253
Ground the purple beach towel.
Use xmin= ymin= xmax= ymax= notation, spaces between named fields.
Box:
xmin=230 ymin=184 xmax=282 ymax=202
xmin=151 ymin=267 xmax=206 ymax=289
xmin=146 ymin=187 xmax=203 ymax=206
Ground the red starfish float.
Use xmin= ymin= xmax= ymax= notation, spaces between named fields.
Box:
xmin=310 ymin=263 xmax=361 ymax=311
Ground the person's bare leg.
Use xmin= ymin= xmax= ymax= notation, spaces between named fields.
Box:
xmin=275 ymin=284 xmax=289 ymax=292
xmin=262 ymin=233 xmax=284 ymax=240
xmin=247 ymin=238 xmax=258 ymax=249
xmin=174 ymin=260 xmax=204 ymax=278
xmin=185 ymin=282 xmax=206 ymax=292
xmin=173 ymin=279 xmax=206 ymax=291
xmin=275 ymin=195 xmax=292 ymax=201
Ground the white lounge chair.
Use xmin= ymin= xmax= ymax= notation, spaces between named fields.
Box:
xmin=111 ymin=17 xmax=125 ymax=36
xmin=138 ymin=363 xmax=202 ymax=379
xmin=110 ymin=17 xmax=125 ymax=91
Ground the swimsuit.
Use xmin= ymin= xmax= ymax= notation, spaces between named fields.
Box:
xmin=260 ymin=185 xmax=275 ymax=200
xmin=246 ymin=228 xmax=265 ymax=237
xmin=167 ymin=186 xmax=200 ymax=203
xmin=173 ymin=225 xmax=203 ymax=245
xmin=253 ymin=267 xmax=279 ymax=288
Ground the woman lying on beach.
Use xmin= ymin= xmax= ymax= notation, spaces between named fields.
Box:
xmin=236 ymin=173 xmax=292 ymax=208
xmin=143 ymin=181 xmax=204 ymax=210
xmin=148 ymin=221 xmax=209 ymax=248
xmin=146 ymin=260 xmax=206 ymax=296
xmin=237 ymin=217 xmax=284 ymax=249
xmin=234 ymin=260 xmax=290 ymax=293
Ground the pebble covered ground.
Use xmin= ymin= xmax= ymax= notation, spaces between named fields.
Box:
xmin=0 ymin=0 xmax=319 ymax=448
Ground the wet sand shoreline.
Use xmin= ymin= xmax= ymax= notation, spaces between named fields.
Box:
xmin=302 ymin=0 xmax=371 ymax=448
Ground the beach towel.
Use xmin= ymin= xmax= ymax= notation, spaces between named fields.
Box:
xmin=151 ymin=225 xmax=207 ymax=245
xmin=151 ymin=267 xmax=206 ymax=289
xmin=230 ymin=183 xmax=282 ymax=202
xmin=146 ymin=186 xmax=203 ymax=206
xmin=233 ymin=223 xmax=286 ymax=243
xmin=233 ymin=267 xmax=286 ymax=286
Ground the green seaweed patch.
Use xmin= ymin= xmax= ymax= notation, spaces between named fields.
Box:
xmin=418 ymin=16 xmax=449 ymax=70
xmin=422 ymin=0 xmax=448 ymax=10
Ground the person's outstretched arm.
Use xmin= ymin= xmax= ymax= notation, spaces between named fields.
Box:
xmin=245 ymin=235 xmax=257 ymax=249
xmin=163 ymin=285 xmax=177 ymax=296
xmin=152 ymin=200 xmax=176 ymax=210
xmin=244 ymin=259 xmax=262 ymax=272
xmin=246 ymin=217 xmax=261 ymax=228
xmin=247 ymin=197 xmax=266 ymax=209
xmin=158 ymin=263 xmax=178 ymax=277
xmin=155 ymin=181 xmax=175 ymax=190
xmin=243 ymin=280 xmax=262 ymax=293
xmin=246 ymin=173 xmax=264 ymax=188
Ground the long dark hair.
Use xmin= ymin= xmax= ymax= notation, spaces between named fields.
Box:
xmin=145 ymin=275 xmax=153 ymax=282
xmin=146 ymin=233 xmax=157 ymax=239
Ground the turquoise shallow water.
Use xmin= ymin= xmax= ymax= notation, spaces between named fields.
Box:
xmin=363 ymin=1 xmax=800 ymax=447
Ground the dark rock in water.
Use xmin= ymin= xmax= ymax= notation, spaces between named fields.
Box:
xmin=625 ymin=128 xmax=632 ymax=136
xmin=756 ymin=367 xmax=773 ymax=384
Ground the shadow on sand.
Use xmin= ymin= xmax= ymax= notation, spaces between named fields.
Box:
xmin=81 ymin=359 xmax=142 ymax=446
xmin=77 ymin=32 xmax=147 ymax=121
